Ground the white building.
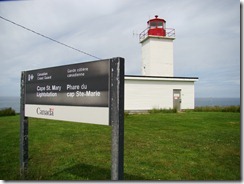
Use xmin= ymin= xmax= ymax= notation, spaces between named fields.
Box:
xmin=125 ymin=15 xmax=198 ymax=111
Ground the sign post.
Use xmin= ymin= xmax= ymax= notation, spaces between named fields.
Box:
xmin=20 ymin=71 xmax=29 ymax=179
xmin=110 ymin=58 xmax=124 ymax=180
xmin=20 ymin=57 xmax=124 ymax=180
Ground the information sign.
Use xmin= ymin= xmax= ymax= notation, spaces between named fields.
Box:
xmin=20 ymin=57 xmax=124 ymax=180
xmin=24 ymin=59 xmax=110 ymax=125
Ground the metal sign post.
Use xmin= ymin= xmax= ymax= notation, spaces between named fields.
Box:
xmin=20 ymin=71 xmax=28 ymax=179
xmin=110 ymin=58 xmax=124 ymax=180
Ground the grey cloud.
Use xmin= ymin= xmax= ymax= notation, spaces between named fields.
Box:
xmin=0 ymin=0 xmax=240 ymax=97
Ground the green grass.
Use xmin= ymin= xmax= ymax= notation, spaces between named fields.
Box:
xmin=0 ymin=112 xmax=240 ymax=180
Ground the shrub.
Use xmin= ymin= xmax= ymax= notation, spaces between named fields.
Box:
xmin=221 ymin=106 xmax=240 ymax=112
xmin=149 ymin=108 xmax=177 ymax=114
xmin=124 ymin=111 xmax=130 ymax=117
xmin=193 ymin=106 xmax=240 ymax=113
xmin=0 ymin=107 xmax=16 ymax=116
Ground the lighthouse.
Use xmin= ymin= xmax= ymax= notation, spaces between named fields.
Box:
xmin=139 ymin=15 xmax=175 ymax=77
xmin=124 ymin=15 xmax=198 ymax=112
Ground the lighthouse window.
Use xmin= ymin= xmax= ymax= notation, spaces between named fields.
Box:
xmin=150 ymin=21 xmax=164 ymax=28
xmin=157 ymin=22 xmax=163 ymax=28
xmin=150 ymin=22 xmax=157 ymax=28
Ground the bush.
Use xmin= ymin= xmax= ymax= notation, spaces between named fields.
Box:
xmin=149 ymin=108 xmax=177 ymax=114
xmin=0 ymin=108 xmax=16 ymax=116
xmin=221 ymin=106 xmax=240 ymax=112
xmin=193 ymin=106 xmax=240 ymax=113
xmin=124 ymin=111 xmax=130 ymax=117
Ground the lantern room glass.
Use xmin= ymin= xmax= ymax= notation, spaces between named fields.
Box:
xmin=149 ymin=21 xmax=165 ymax=29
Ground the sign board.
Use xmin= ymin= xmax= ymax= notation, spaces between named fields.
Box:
xmin=20 ymin=57 xmax=124 ymax=180
xmin=24 ymin=59 xmax=111 ymax=125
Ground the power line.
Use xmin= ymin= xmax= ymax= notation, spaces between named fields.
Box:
xmin=0 ymin=15 xmax=101 ymax=60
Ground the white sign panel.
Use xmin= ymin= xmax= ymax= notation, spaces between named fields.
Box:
xmin=25 ymin=105 xmax=109 ymax=125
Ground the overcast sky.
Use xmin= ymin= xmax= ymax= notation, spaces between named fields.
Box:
xmin=0 ymin=0 xmax=240 ymax=98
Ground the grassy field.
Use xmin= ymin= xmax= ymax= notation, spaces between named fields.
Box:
xmin=0 ymin=112 xmax=240 ymax=180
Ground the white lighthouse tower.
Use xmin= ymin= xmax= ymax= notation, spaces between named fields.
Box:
xmin=139 ymin=15 xmax=175 ymax=77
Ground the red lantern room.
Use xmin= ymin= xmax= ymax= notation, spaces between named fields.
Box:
xmin=147 ymin=15 xmax=166 ymax=36
xmin=139 ymin=15 xmax=175 ymax=42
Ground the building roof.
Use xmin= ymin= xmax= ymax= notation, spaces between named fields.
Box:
xmin=125 ymin=75 xmax=198 ymax=82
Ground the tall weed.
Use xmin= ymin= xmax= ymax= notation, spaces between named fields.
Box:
xmin=193 ymin=106 xmax=240 ymax=112
xmin=149 ymin=108 xmax=177 ymax=114
xmin=0 ymin=108 xmax=16 ymax=116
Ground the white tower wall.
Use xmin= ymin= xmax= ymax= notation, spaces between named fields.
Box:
xmin=141 ymin=36 xmax=174 ymax=77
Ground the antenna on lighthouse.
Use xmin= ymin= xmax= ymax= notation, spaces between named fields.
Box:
xmin=132 ymin=30 xmax=139 ymax=37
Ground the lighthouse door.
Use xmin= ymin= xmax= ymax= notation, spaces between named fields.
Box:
xmin=173 ymin=89 xmax=181 ymax=111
